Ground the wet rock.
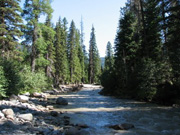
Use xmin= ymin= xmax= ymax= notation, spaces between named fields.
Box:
xmin=2 ymin=109 xmax=14 ymax=117
xmin=9 ymin=94 xmax=18 ymax=101
xmin=56 ymin=97 xmax=68 ymax=105
xmin=18 ymin=95 xmax=29 ymax=103
xmin=6 ymin=115 xmax=14 ymax=120
xmin=0 ymin=111 xmax=5 ymax=118
xmin=23 ymin=92 xmax=30 ymax=96
xmin=50 ymin=111 xmax=58 ymax=117
xmin=47 ymin=105 xmax=54 ymax=110
xmin=77 ymin=130 xmax=90 ymax=135
xmin=65 ymin=127 xmax=79 ymax=135
xmin=52 ymin=130 xmax=63 ymax=135
xmin=76 ymin=124 xmax=89 ymax=128
xmin=18 ymin=113 xmax=33 ymax=121
xmin=63 ymin=116 xmax=70 ymax=119
xmin=64 ymin=120 xmax=70 ymax=125
xmin=172 ymin=104 xmax=180 ymax=108
xmin=43 ymin=128 xmax=53 ymax=135
xmin=109 ymin=123 xmax=134 ymax=130
xmin=32 ymin=92 xmax=42 ymax=98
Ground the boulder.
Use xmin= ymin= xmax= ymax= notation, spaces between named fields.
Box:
xmin=2 ymin=109 xmax=14 ymax=117
xmin=18 ymin=95 xmax=29 ymax=103
xmin=76 ymin=124 xmax=89 ymax=128
xmin=56 ymin=97 xmax=68 ymax=105
xmin=18 ymin=113 xmax=33 ymax=121
xmin=47 ymin=105 xmax=54 ymax=110
xmin=6 ymin=115 xmax=14 ymax=120
xmin=9 ymin=94 xmax=18 ymax=101
xmin=77 ymin=130 xmax=90 ymax=135
xmin=0 ymin=111 xmax=5 ymax=118
xmin=109 ymin=123 xmax=134 ymax=130
xmin=65 ymin=127 xmax=79 ymax=135
xmin=32 ymin=92 xmax=42 ymax=98
xmin=50 ymin=111 xmax=58 ymax=117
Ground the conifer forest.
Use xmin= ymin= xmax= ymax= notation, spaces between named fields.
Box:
xmin=1 ymin=0 xmax=180 ymax=106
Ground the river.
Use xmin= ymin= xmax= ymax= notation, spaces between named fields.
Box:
xmin=52 ymin=85 xmax=180 ymax=135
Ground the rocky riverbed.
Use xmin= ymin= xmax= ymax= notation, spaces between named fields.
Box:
xmin=0 ymin=85 xmax=90 ymax=135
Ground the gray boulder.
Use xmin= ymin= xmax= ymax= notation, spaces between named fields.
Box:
xmin=109 ymin=123 xmax=135 ymax=130
xmin=2 ymin=109 xmax=14 ymax=117
xmin=18 ymin=95 xmax=29 ymax=103
xmin=18 ymin=113 xmax=33 ymax=121
xmin=0 ymin=111 xmax=5 ymax=118
xmin=56 ymin=97 xmax=68 ymax=105
xmin=9 ymin=94 xmax=18 ymax=101
xmin=65 ymin=127 xmax=79 ymax=135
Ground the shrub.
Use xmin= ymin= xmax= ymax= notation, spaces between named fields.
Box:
xmin=18 ymin=65 xmax=48 ymax=94
xmin=0 ymin=66 xmax=8 ymax=98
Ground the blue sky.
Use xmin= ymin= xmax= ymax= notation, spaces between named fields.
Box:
xmin=20 ymin=0 xmax=127 ymax=57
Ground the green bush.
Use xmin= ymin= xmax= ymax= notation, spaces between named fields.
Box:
xmin=18 ymin=65 xmax=48 ymax=94
xmin=0 ymin=66 xmax=8 ymax=98
xmin=2 ymin=60 xmax=21 ymax=95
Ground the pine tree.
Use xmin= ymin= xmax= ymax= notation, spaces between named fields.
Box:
xmin=74 ymin=30 xmax=82 ymax=83
xmin=104 ymin=41 xmax=114 ymax=71
xmin=80 ymin=17 xmax=88 ymax=83
xmin=101 ymin=41 xmax=115 ymax=92
xmin=67 ymin=20 xmax=82 ymax=83
xmin=166 ymin=0 xmax=180 ymax=80
xmin=114 ymin=10 xmax=139 ymax=94
xmin=89 ymin=26 xmax=101 ymax=84
xmin=0 ymin=0 xmax=23 ymax=59
xmin=54 ymin=19 xmax=69 ymax=87
xmin=22 ymin=0 xmax=53 ymax=72
xmin=41 ymin=21 xmax=55 ymax=78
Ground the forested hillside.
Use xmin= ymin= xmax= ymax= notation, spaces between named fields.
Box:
xmin=101 ymin=0 xmax=180 ymax=105
xmin=0 ymin=0 xmax=101 ymax=98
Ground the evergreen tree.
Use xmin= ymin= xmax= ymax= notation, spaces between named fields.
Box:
xmin=114 ymin=10 xmax=139 ymax=95
xmin=101 ymin=42 xmax=115 ymax=92
xmin=74 ymin=30 xmax=82 ymax=83
xmin=80 ymin=17 xmax=88 ymax=83
xmin=22 ymin=0 xmax=53 ymax=72
xmin=54 ymin=19 xmax=69 ymax=87
xmin=166 ymin=0 xmax=180 ymax=80
xmin=67 ymin=21 xmax=83 ymax=83
xmin=104 ymin=41 xmax=114 ymax=71
xmin=67 ymin=21 xmax=76 ymax=82
xmin=89 ymin=26 xmax=101 ymax=84
xmin=43 ymin=10 xmax=55 ymax=78
xmin=0 ymin=0 xmax=23 ymax=59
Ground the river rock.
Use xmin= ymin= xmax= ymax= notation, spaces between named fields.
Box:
xmin=77 ymin=130 xmax=90 ymax=135
xmin=18 ymin=95 xmax=29 ymax=103
xmin=2 ymin=109 xmax=14 ymax=117
xmin=18 ymin=113 xmax=33 ymax=121
xmin=32 ymin=92 xmax=42 ymax=98
xmin=65 ymin=127 xmax=79 ymax=135
xmin=6 ymin=115 xmax=14 ymax=120
xmin=0 ymin=111 xmax=5 ymax=118
xmin=56 ymin=97 xmax=68 ymax=105
xmin=109 ymin=123 xmax=134 ymax=130
xmin=9 ymin=94 xmax=18 ymax=101
xmin=50 ymin=111 xmax=58 ymax=117
xmin=76 ymin=124 xmax=89 ymax=128
xmin=47 ymin=105 xmax=54 ymax=110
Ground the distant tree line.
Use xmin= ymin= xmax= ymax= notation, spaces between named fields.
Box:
xmin=0 ymin=0 xmax=101 ymax=98
xmin=101 ymin=0 xmax=180 ymax=105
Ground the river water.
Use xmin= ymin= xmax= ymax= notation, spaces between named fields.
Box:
xmin=53 ymin=86 xmax=180 ymax=135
